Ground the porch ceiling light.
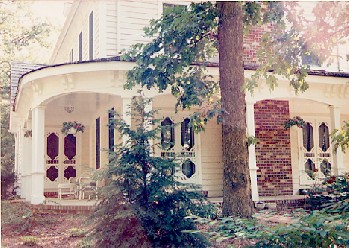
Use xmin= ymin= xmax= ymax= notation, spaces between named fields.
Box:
xmin=64 ymin=106 xmax=74 ymax=113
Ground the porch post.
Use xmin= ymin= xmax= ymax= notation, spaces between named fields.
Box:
xmin=246 ymin=101 xmax=259 ymax=202
xmin=22 ymin=131 xmax=32 ymax=201
xmin=31 ymin=106 xmax=45 ymax=204
xmin=144 ymin=98 xmax=153 ymax=152
xmin=329 ymin=106 xmax=345 ymax=175
xmin=15 ymin=127 xmax=25 ymax=197
xmin=122 ymin=97 xmax=132 ymax=145
xmin=14 ymin=131 xmax=20 ymax=196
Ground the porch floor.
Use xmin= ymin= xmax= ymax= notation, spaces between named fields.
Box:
xmin=37 ymin=195 xmax=308 ymax=213
xmin=208 ymin=194 xmax=307 ymax=203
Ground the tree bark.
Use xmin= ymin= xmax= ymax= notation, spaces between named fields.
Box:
xmin=218 ymin=2 xmax=254 ymax=217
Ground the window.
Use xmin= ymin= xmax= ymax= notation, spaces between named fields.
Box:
xmin=163 ymin=3 xmax=186 ymax=12
xmin=69 ymin=48 xmax=74 ymax=63
xmin=320 ymin=159 xmax=331 ymax=176
xmin=304 ymin=158 xmax=316 ymax=179
xmin=181 ymin=118 xmax=194 ymax=151
xmin=302 ymin=52 xmax=321 ymax=67
xmin=108 ymin=108 xmax=115 ymax=153
xmin=161 ymin=117 xmax=175 ymax=150
xmin=182 ymin=159 xmax=195 ymax=178
xmin=302 ymin=122 xmax=314 ymax=152
xmin=89 ymin=11 xmax=93 ymax=60
xmin=318 ymin=122 xmax=329 ymax=152
xmin=78 ymin=32 xmax=82 ymax=62
xmin=96 ymin=117 xmax=100 ymax=169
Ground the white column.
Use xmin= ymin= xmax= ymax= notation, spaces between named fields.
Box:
xmin=14 ymin=132 xmax=20 ymax=196
xmin=122 ymin=97 xmax=132 ymax=145
xmin=15 ymin=128 xmax=24 ymax=196
xmin=246 ymin=102 xmax=259 ymax=202
xmin=31 ymin=106 xmax=45 ymax=204
xmin=22 ymin=133 xmax=32 ymax=201
xmin=329 ymin=106 xmax=345 ymax=175
xmin=144 ymin=99 xmax=153 ymax=154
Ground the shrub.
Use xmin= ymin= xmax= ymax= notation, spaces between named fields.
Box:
xmin=92 ymin=95 xmax=213 ymax=247
xmin=307 ymin=174 xmax=349 ymax=211
xmin=250 ymin=211 xmax=349 ymax=248
xmin=68 ymin=228 xmax=87 ymax=237
xmin=1 ymin=103 xmax=16 ymax=199
xmin=1 ymin=201 xmax=33 ymax=232
xmin=20 ymin=236 xmax=39 ymax=246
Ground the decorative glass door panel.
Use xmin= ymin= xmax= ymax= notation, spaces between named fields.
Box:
xmin=45 ymin=130 xmax=80 ymax=191
xmin=158 ymin=115 xmax=201 ymax=185
xmin=299 ymin=119 xmax=332 ymax=185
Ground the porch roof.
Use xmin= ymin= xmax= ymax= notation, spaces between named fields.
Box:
xmin=11 ymin=56 xmax=349 ymax=112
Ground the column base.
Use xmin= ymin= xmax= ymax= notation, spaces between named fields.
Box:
xmin=31 ymin=172 xmax=45 ymax=205
xmin=30 ymin=194 xmax=45 ymax=205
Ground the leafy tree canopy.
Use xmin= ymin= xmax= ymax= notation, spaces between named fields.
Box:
xmin=124 ymin=2 xmax=349 ymax=110
xmin=0 ymin=1 xmax=52 ymax=99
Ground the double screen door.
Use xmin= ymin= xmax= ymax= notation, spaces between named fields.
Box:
xmin=44 ymin=130 xmax=81 ymax=190
xmin=157 ymin=114 xmax=201 ymax=185
xmin=299 ymin=119 xmax=332 ymax=185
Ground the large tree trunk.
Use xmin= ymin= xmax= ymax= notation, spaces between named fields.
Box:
xmin=218 ymin=2 xmax=254 ymax=217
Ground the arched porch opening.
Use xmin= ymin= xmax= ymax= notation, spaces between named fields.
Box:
xmin=253 ymin=97 xmax=348 ymax=198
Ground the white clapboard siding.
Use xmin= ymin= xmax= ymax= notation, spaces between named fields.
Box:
xmin=200 ymin=120 xmax=223 ymax=197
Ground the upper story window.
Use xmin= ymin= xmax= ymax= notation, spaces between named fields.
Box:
xmin=181 ymin=118 xmax=194 ymax=151
xmin=78 ymin=32 xmax=82 ymax=62
xmin=161 ymin=117 xmax=175 ymax=150
xmin=69 ymin=48 xmax=74 ymax=63
xmin=89 ymin=11 xmax=93 ymax=60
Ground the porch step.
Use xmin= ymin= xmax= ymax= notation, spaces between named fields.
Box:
xmin=31 ymin=204 xmax=95 ymax=214
xmin=30 ymin=198 xmax=98 ymax=214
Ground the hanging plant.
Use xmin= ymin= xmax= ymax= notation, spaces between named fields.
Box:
xmin=61 ymin=121 xmax=85 ymax=135
xmin=24 ymin=130 xmax=32 ymax=137
xmin=284 ymin=116 xmax=305 ymax=129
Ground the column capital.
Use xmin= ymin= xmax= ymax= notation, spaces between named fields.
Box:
xmin=246 ymin=100 xmax=256 ymax=106
xmin=31 ymin=105 xmax=46 ymax=111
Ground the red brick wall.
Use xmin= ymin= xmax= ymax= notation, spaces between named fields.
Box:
xmin=255 ymin=100 xmax=293 ymax=196
xmin=243 ymin=24 xmax=271 ymax=64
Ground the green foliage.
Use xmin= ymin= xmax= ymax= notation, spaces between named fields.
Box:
xmin=1 ymin=1 xmax=53 ymax=199
xmin=61 ymin=121 xmax=85 ymax=135
xmin=284 ymin=116 xmax=305 ymax=129
xmin=306 ymin=174 xmax=349 ymax=211
xmin=76 ymin=237 xmax=95 ymax=248
xmin=247 ymin=136 xmax=259 ymax=147
xmin=0 ymin=1 xmax=51 ymax=99
xmin=1 ymin=103 xmax=16 ymax=199
xmin=190 ymin=209 xmax=349 ymax=248
xmin=93 ymin=95 xmax=214 ymax=247
xmin=1 ymin=201 xmax=34 ymax=233
xmin=92 ymin=189 xmax=152 ymax=248
xmin=123 ymin=2 xmax=219 ymax=113
xmin=250 ymin=211 xmax=349 ymax=248
xmin=20 ymin=236 xmax=39 ymax=246
xmin=331 ymin=121 xmax=349 ymax=153
xmin=68 ymin=228 xmax=88 ymax=238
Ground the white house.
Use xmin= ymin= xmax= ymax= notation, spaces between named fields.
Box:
xmin=9 ymin=0 xmax=349 ymax=204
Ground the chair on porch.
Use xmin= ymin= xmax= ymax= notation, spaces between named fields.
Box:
xmin=77 ymin=177 xmax=98 ymax=200
xmin=57 ymin=177 xmax=78 ymax=200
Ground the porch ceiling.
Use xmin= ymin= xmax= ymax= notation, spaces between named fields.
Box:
xmin=44 ymin=92 xmax=121 ymax=125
